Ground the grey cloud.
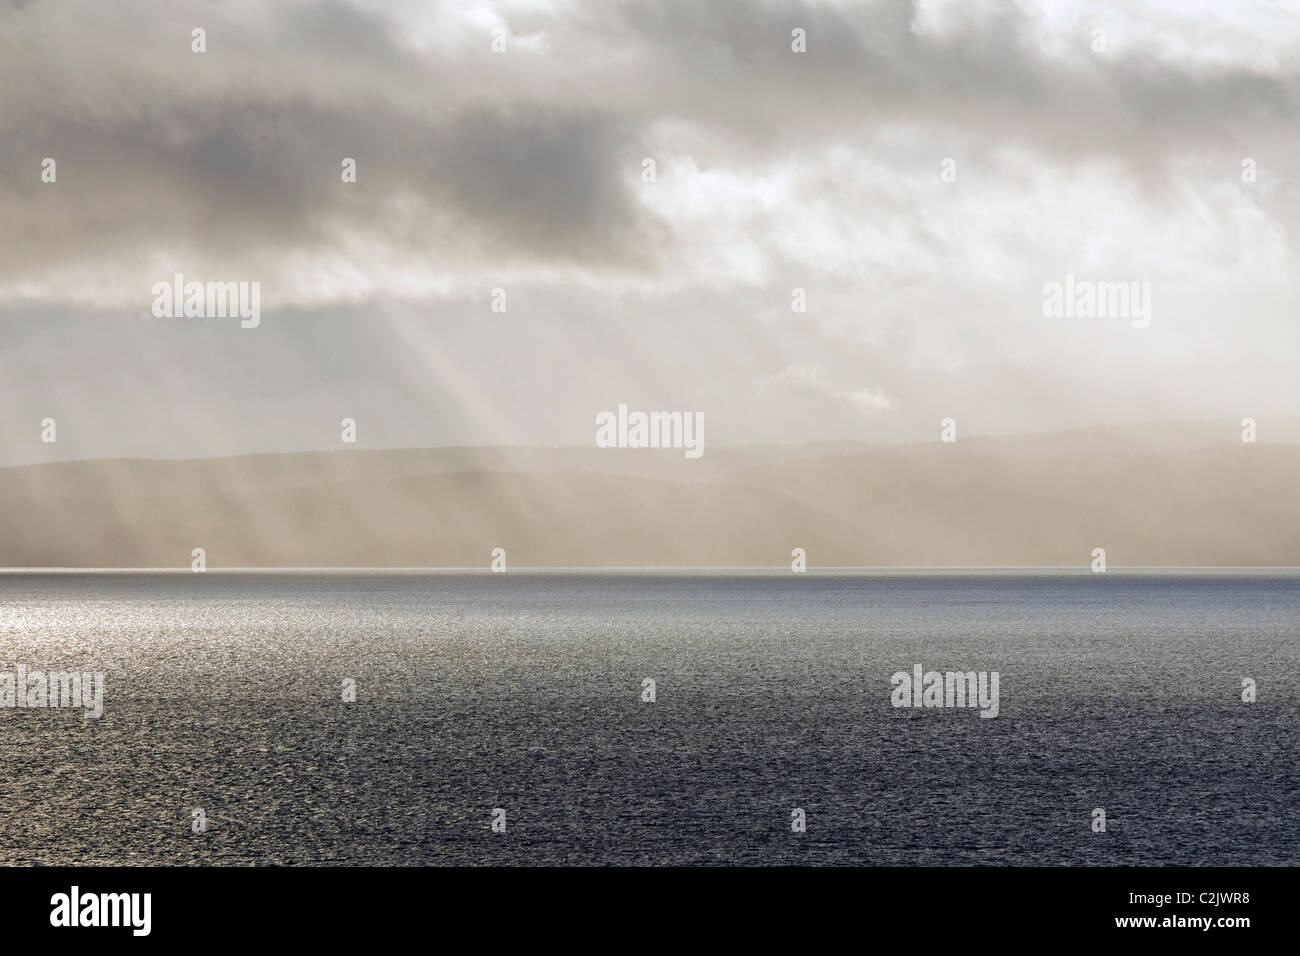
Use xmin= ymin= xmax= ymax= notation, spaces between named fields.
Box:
xmin=0 ymin=98 xmax=662 ymax=281
xmin=619 ymin=0 xmax=1300 ymax=162
xmin=4 ymin=0 xmax=1298 ymax=289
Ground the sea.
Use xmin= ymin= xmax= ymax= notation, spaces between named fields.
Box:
xmin=0 ymin=570 xmax=1295 ymax=866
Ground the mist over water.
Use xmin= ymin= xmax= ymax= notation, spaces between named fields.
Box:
xmin=0 ymin=572 xmax=1295 ymax=865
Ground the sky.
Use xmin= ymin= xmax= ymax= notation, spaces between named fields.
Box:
xmin=1 ymin=0 xmax=1298 ymax=465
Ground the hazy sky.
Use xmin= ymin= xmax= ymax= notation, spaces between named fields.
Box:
xmin=2 ymin=0 xmax=1298 ymax=465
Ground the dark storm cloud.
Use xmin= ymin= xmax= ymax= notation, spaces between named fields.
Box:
xmin=0 ymin=0 xmax=664 ymax=284
xmin=610 ymin=0 xmax=1300 ymax=159
xmin=0 ymin=97 xmax=657 ymax=280
xmin=3 ymin=0 xmax=1298 ymax=292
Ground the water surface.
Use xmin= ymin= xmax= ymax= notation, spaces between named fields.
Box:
xmin=0 ymin=571 xmax=1294 ymax=865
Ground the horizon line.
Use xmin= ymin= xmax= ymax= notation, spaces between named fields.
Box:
xmin=5 ymin=417 xmax=1299 ymax=470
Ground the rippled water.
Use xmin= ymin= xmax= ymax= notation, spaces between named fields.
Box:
xmin=0 ymin=571 xmax=1295 ymax=865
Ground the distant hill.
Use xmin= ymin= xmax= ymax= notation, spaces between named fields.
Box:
xmin=1 ymin=423 xmax=1297 ymax=567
